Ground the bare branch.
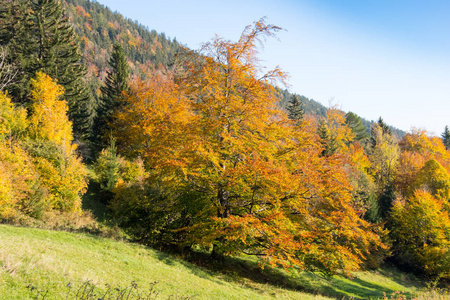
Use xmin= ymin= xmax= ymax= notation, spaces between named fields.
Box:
xmin=0 ymin=47 xmax=18 ymax=92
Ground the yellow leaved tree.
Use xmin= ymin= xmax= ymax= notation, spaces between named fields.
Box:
xmin=26 ymin=72 xmax=87 ymax=212
xmin=28 ymin=72 xmax=74 ymax=152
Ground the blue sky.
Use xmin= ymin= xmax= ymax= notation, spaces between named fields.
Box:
xmin=97 ymin=0 xmax=450 ymax=135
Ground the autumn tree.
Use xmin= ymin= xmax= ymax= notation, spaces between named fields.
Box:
xmin=412 ymin=159 xmax=450 ymax=202
xmin=26 ymin=72 xmax=87 ymax=212
xmin=112 ymin=19 xmax=384 ymax=275
xmin=0 ymin=90 xmax=27 ymax=143
xmin=0 ymin=91 xmax=37 ymax=219
xmin=395 ymin=129 xmax=450 ymax=200
xmin=390 ymin=190 xmax=450 ymax=280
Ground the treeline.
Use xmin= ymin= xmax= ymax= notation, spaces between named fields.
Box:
xmin=2 ymin=0 xmax=450 ymax=285
xmin=278 ymin=89 xmax=406 ymax=140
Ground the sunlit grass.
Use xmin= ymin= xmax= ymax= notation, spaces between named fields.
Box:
xmin=1 ymin=224 xmax=449 ymax=299
xmin=0 ymin=225 xmax=330 ymax=299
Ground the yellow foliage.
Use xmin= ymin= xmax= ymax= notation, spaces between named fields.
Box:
xmin=326 ymin=106 xmax=355 ymax=153
xmin=412 ymin=158 xmax=450 ymax=201
xmin=0 ymin=162 xmax=15 ymax=218
xmin=0 ymin=73 xmax=87 ymax=218
xmin=28 ymin=72 xmax=75 ymax=152
xmin=0 ymin=91 xmax=27 ymax=141
xmin=0 ymin=142 xmax=43 ymax=218
xmin=390 ymin=190 xmax=450 ymax=279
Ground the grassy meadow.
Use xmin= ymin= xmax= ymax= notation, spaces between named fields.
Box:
xmin=1 ymin=224 xmax=448 ymax=299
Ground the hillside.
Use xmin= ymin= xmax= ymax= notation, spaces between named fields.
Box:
xmin=0 ymin=224 xmax=437 ymax=300
xmin=62 ymin=0 xmax=180 ymax=104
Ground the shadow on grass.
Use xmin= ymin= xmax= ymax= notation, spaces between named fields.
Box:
xmin=152 ymin=250 xmax=419 ymax=300
xmin=82 ymin=181 xmax=109 ymax=223
xmin=377 ymin=264 xmax=424 ymax=290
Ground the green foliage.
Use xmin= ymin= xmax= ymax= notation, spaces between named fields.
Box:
xmin=442 ymin=125 xmax=450 ymax=150
xmin=318 ymin=120 xmax=338 ymax=156
xmin=0 ymin=0 xmax=94 ymax=138
xmin=278 ymin=88 xmax=328 ymax=118
xmin=93 ymin=42 xmax=130 ymax=153
xmin=94 ymin=138 xmax=122 ymax=203
xmin=111 ymin=180 xmax=187 ymax=246
xmin=389 ymin=190 xmax=450 ymax=280
xmin=25 ymin=139 xmax=87 ymax=212
xmin=346 ymin=111 xmax=370 ymax=143
xmin=62 ymin=0 xmax=181 ymax=114
xmin=287 ymin=94 xmax=304 ymax=125
xmin=372 ymin=117 xmax=392 ymax=147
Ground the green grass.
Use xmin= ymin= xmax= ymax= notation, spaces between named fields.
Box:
xmin=0 ymin=224 xmax=447 ymax=299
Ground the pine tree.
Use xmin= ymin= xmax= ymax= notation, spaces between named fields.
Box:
xmin=0 ymin=0 xmax=94 ymax=139
xmin=93 ymin=42 xmax=129 ymax=152
xmin=318 ymin=120 xmax=338 ymax=157
xmin=345 ymin=112 xmax=369 ymax=143
xmin=442 ymin=126 xmax=450 ymax=150
xmin=287 ymin=94 xmax=304 ymax=126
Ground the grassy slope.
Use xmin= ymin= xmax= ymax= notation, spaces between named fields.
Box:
xmin=0 ymin=225 xmax=329 ymax=299
xmin=0 ymin=225 xmax=443 ymax=300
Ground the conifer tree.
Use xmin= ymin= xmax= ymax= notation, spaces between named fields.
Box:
xmin=318 ymin=120 xmax=338 ymax=156
xmin=442 ymin=126 xmax=450 ymax=150
xmin=346 ymin=112 xmax=369 ymax=143
xmin=93 ymin=42 xmax=129 ymax=152
xmin=287 ymin=94 xmax=304 ymax=126
xmin=0 ymin=0 xmax=93 ymax=139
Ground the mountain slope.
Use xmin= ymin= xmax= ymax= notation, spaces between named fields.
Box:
xmin=63 ymin=0 xmax=180 ymax=103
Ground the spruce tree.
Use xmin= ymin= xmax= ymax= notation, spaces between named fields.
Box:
xmin=442 ymin=126 xmax=450 ymax=150
xmin=287 ymin=94 xmax=304 ymax=126
xmin=93 ymin=42 xmax=129 ymax=152
xmin=345 ymin=112 xmax=369 ymax=143
xmin=0 ymin=0 xmax=94 ymax=139
xmin=318 ymin=120 xmax=337 ymax=157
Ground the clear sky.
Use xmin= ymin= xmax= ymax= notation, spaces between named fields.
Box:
xmin=96 ymin=0 xmax=450 ymax=135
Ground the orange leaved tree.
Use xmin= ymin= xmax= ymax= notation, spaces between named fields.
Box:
xmin=112 ymin=19 xmax=384 ymax=275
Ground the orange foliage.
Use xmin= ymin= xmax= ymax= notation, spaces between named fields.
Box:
xmin=74 ymin=5 xmax=87 ymax=17
xmin=396 ymin=129 xmax=450 ymax=198
xmin=113 ymin=19 xmax=384 ymax=274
